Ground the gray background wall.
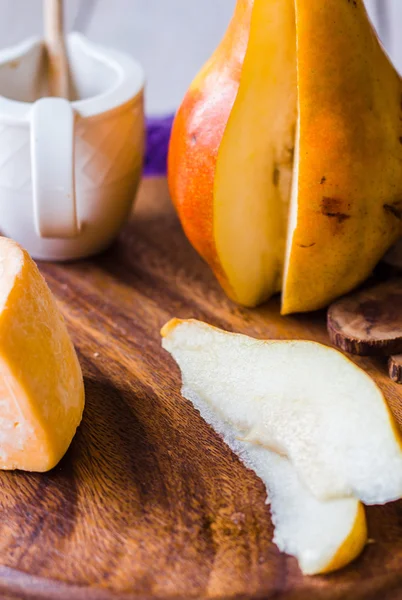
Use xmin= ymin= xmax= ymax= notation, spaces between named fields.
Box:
xmin=0 ymin=0 xmax=400 ymax=114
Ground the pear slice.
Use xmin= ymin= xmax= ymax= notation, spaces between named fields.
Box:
xmin=213 ymin=0 xmax=297 ymax=307
xmin=162 ymin=319 xmax=402 ymax=505
xmin=162 ymin=320 xmax=367 ymax=574
xmin=282 ymin=0 xmax=402 ymax=314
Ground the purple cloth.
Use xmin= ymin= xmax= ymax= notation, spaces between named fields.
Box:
xmin=144 ymin=114 xmax=175 ymax=176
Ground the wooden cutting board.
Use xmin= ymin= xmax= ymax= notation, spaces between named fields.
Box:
xmin=1 ymin=177 xmax=402 ymax=600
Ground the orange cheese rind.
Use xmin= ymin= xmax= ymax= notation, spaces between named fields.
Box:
xmin=0 ymin=237 xmax=84 ymax=472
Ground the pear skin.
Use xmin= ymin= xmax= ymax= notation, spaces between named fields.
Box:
xmin=168 ymin=0 xmax=253 ymax=297
xmin=283 ymin=0 xmax=402 ymax=314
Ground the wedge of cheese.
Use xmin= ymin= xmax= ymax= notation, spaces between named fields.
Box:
xmin=0 ymin=237 xmax=84 ymax=471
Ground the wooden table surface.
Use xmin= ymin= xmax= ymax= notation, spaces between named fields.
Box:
xmin=0 ymin=177 xmax=402 ymax=600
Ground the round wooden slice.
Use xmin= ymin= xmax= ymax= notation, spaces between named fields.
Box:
xmin=327 ymin=278 xmax=402 ymax=356
xmin=389 ymin=355 xmax=402 ymax=384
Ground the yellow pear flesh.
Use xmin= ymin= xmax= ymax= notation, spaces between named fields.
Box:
xmin=244 ymin=445 xmax=366 ymax=575
xmin=162 ymin=319 xmax=368 ymax=574
xmin=214 ymin=0 xmax=297 ymax=307
xmin=162 ymin=319 xmax=402 ymax=505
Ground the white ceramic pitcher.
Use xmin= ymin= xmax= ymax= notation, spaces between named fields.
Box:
xmin=0 ymin=33 xmax=145 ymax=260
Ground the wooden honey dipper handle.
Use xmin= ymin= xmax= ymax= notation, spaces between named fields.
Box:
xmin=44 ymin=0 xmax=70 ymax=99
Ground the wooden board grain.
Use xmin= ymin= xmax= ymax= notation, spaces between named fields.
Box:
xmin=0 ymin=177 xmax=402 ymax=600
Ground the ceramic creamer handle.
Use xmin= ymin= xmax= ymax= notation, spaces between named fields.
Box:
xmin=31 ymin=97 xmax=80 ymax=239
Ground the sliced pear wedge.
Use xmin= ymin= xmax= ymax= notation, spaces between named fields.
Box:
xmin=162 ymin=319 xmax=367 ymax=574
xmin=213 ymin=0 xmax=297 ymax=307
xmin=283 ymin=0 xmax=402 ymax=313
xmin=162 ymin=319 xmax=402 ymax=505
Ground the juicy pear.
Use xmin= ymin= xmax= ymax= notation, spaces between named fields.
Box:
xmin=169 ymin=0 xmax=402 ymax=313
xmin=162 ymin=319 xmax=402 ymax=505
xmin=162 ymin=319 xmax=369 ymax=574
